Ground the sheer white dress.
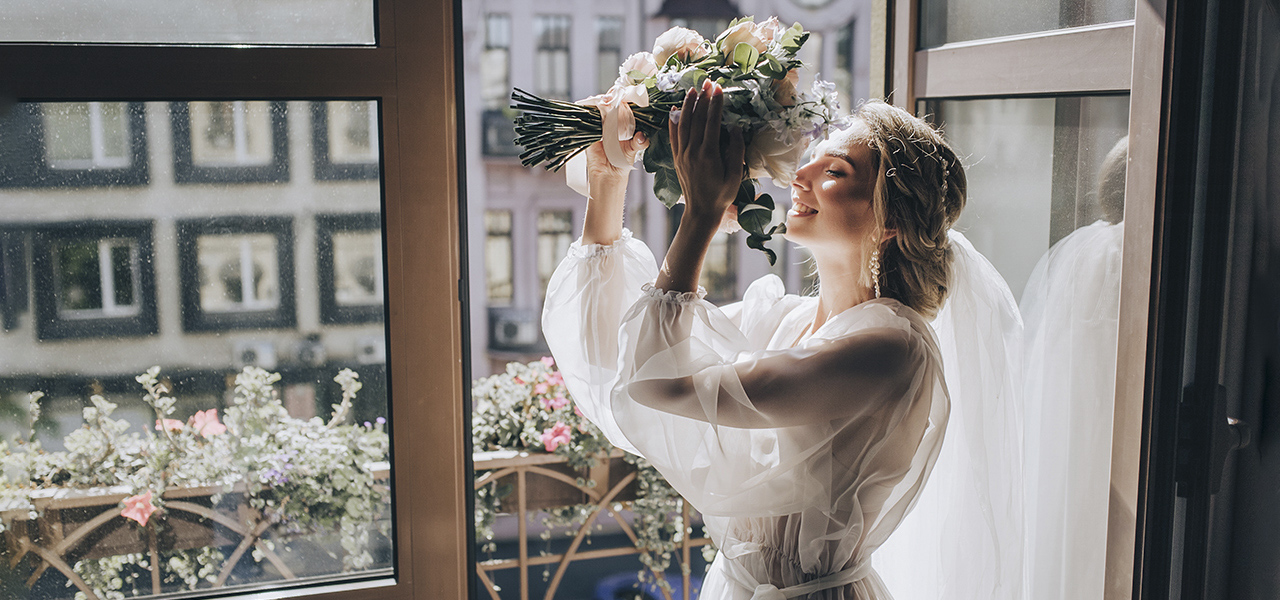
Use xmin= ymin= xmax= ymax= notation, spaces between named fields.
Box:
xmin=542 ymin=229 xmax=950 ymax=599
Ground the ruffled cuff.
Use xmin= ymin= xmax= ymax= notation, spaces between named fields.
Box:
xmin=640 ymin=282 xmax=707 ymax=305
xmin=567 ymin=228 xmax=634 ymax=259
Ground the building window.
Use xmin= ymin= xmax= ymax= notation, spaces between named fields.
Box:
xmin=31 ymin=221 xmax=158 ymax=340
xmin=0 ymin=229 xmax=28 ymax=331
xmin=670 ymin=18 xmax=728 ymax=40
xmin=317 ymin=213 xmax=384 ymax=324
xmin=0 ymin=102 xmax=149 ymax=188
xmin=177 ymin=216 xmax=295 ymax=331
xmin=485 ymin=210 xmax=513 ymax=304
xmin=536 ymin=210 xmax=573 ymax=296
xmin=171 ymin=101 xmax=289 ymax=184
xmin=700 ymin=232 xmax=737 ymax=303
xmin=482 ymin=14 xmax=511 ymax=110
xmin=834 ymin=21 xmax=855 ymax=115
xmin=535 ymin=15 xmax=572 ymax=100
xmin=596 ymin=16 xmax=624 ymax=93
xmin=312 ymin=101 xmax=380 ymax=180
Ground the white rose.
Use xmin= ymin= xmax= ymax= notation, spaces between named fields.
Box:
xmin=753 ymin=17 xmax=786 ymax=45
xmin=653 ymin=27 xmax=708 ymax=65
xmin=746 ymin=129 xmax=808 ymax=186
xmin=619 ymin=52 xmax=659 ymax=84
xmin=718 ymin=21 xmax=767 ymax=56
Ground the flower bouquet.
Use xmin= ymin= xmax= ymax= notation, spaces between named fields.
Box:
xmin=511 ymin=17 xmax=841 ymax=264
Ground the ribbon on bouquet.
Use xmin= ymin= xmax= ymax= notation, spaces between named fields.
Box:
xmin=564 ymin=82 xmax=649 ymax=197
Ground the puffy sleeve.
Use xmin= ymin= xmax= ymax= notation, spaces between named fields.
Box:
xmin=543 ymin=230 xmax=940 ymax=517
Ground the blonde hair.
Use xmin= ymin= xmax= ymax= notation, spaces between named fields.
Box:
xmin=850 ymin=100 xmax=966 ymax=319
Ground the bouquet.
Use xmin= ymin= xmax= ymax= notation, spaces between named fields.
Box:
xmin=512 ymin=17 xmax=841 ymax=264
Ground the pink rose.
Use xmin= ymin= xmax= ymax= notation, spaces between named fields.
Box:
xmin=190 ymin=409 xmax=226 ymax=437
xmin=718 ymin=21 xmax=767 ymax=56
xmin=540 ymin=356 xmax=555 ymax=368
xmin=540 ymin=422 xmax=572 ymax=452
xmin=545 ymin=371 xmax=564 ymax=387
xmin=754 ymin=17 xmax=786 ymax=45
xmin=653 ymin=27 xmax=708 ymax=65
xmin=121 ymin=491 xmax=158 ymax=526
xmin=619 ymin=52 xmax=659 ymax=84
xmin=574 ymin=405 xmax=584 ymax=418
xmin=534 ymin=383 xmax=549 ymax=395
xmin=774 ymin=69 xmax=800 ymax=107
xmin=155 ymin=418 xmax=183 ymax=432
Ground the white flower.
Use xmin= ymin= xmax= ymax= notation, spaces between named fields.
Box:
xmin=719 ymin=21 xmax=768 ymax=56
xmin=747 ymin=128 xmax=810 ymax=186
xmin=653 ymin=27 xmax=707 ymax=65
xmin=618 ymin=52 xmax=659 ymax=84
xmin=753 ymin=17 xmax=786 ymax=45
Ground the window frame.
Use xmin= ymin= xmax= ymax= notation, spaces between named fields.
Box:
xmin=317 ymin=212 xmax=385 ymax=325
xmin=0 ymin=2 xmax=473 ymax=597
xmin=876 ymin=0 xmax=1167 ymax=594
xmin=0 ymin=101 xmax=149 ymax=188
xmin=177 ymin=215 xmax=296 ymax=332
xmin=312 ymin=101 xmax=381 ymax=181
xmin=534 ymin=14 xmax=572 ymax=100
xmin=171 ymin=100 xmax=291 ymax=184
xmin=31 ymin=220 xmax=158 ymax=340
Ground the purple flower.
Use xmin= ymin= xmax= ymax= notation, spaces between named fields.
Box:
xmin=376 ymin=417 xmax=386 ymax=425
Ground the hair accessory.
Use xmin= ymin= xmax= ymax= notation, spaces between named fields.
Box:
xmin=940 ymin=157 xmax=950 ymax=196
xmin=869 ymin=245 xmax=882 ymax=299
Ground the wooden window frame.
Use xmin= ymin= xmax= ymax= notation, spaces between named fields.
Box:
xmin=0 ymin=0 xmax=472 ymax=598
xmin=874 ymin=0 xmax=1168 ymax=595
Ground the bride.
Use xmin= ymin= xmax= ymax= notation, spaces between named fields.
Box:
xmin=543 ymin=79 xmax=1015 ymax=598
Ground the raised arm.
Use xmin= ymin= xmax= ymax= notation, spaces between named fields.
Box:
xmin=581 ymin=131 xmax=647 ymax=245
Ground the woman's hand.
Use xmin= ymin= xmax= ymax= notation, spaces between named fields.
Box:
xmin=670 ymin=79 xmax=745 ymax=224
xmin=581 ymin=132 xmax=647 ymax=246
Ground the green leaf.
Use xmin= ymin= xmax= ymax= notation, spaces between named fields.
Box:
xmin=735 ymin=186 xmax=775 ymax=236
xmin=678 ymin=68 xmax=708 ymax=91
xmin=759 ymin=53 xmax=785 ymax=78
xmin=626 ymin=70 xmax=649 ymax=82
xmin=642 ymin=127 xmax=674 ymax=173
xmin=653 ymin=168 xmax=683 ymax=208
xmin=746 ymin=233 xmax=778 ymax=266
xmin=732 ymin=43 xmax=760 ymax=72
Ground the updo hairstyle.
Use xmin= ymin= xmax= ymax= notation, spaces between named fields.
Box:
xmin=851 ymin=100 xmax=967 ymax=319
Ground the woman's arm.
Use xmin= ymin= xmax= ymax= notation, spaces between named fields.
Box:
xmin=654 ymin=80 xmax=745 ymax=293
xmin=581 ymin=132 xmax=647 ymax=246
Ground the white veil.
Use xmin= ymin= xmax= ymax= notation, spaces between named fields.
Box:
xmin=874 ymin=229 xmax=1026 ymax=599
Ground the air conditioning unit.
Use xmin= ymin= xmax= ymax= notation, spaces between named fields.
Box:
xmin=488 ymin=307 xmax=542 ymax=351
xmin=355 ymin=335 xmax=386 ymax=364
xmin=234 ymin=340 xmax=277 ymax=370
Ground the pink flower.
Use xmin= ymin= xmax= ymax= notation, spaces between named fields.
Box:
xmin=541 ymin=422 xmax=572 ymax=452
xmin=155 ymin=418 xmax=183 ymax=432
xmin=189 ymin=409 xmax=226 ymax=437
xmin=545 ymin=371 xmax=564 ymax=387
xmin=540 ymin=356 xmax=555 ymax=368
xmin=534 ymin=383 xmax=549 ymax=395
xmin=121 ymin=491 xmax=157 ymax=526
xmin=753 ymin=17 xmax=786 ymax=45
xmin=541 ymin=395 xmax=570 ymax=411
xmin=514 ymin=376 xmax=525 ymax=385
xmin=718 ymin=21 xmax=767 ymax=56
xmin=574 ymin=405 xmax=584 ymax=418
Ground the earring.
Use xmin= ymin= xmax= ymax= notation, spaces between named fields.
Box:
xmin=869 ymin=246 xmax=882 ymax=299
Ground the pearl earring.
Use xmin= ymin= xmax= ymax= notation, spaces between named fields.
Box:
xmin=869 ymin=245 xmax=881 ymax=299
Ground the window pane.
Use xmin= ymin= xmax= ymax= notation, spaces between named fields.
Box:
xmin=326 ymin=101 xmax=378 ymax=164
xmin=597 ymin=16 xmax=624 ymax=93
xmin=536 ymin=210 xmax=573 ymax=296
xmin=0 ymin=0 xmax=376 ymax=45
xmin=922 ymin=95 xmax=1130 ymax=598
xmin=919 ymin=0 xmax=1135 ymax=48
xmin=0 ymin=100 xmax=393 ymax=599
xmin=535 ymin=15 xmax=572 ymax=99
xmin=485 ymin=210 xmax=513 ymax=304
xmin=42 ymin=103 xmax=93 ymax=165
xmin=190 ymin=101 xmax=274 ymax=167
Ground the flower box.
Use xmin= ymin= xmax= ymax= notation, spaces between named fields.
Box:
xmin=474 ymin=450 xmax=638 ymax=514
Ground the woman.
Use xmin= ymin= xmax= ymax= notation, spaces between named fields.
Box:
xmin=543 ymin=80 xmax=979 ymax=599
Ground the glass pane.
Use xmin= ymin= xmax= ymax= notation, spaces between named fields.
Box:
xmin=919 ymin=0 xmax=1135 ymax=48
xmin=42 ymin=103 xmax=93 ymax=165
xmin=0 ymin=100 xmax=392 ymax=599
xmin=484 ymin=210 xmax=513 ymax=304
xmin=923 ymin=95 xmax=1130 ymax=598
xmin=190 ymin=101 xmax=273 ymax=167
xmin=327 ymin=101 xmax=378 ymax=164
xmin=0 ymin=0 xmax=375 ymax=45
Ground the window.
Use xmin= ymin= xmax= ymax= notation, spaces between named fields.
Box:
xmin=481 ymin=14 xmax=511 ymax=110
xmin=171 ymin=101 xmax=289 ymax=184
xmin=535 ymin=15 xmax=572 ymax=100
xmin=177 ymin=216 xmax=295 ymax=331
xmin=536 ymin=210 xmax=573 ymax=296
xmin=312 ymin=101 xmax=380 ymax=181
xmin=318 ymin=213 xmax=385 ymax=324
xmin=0 ymin=229 xmax=28 ymax=331
xmin=834 ymin=22 xmax=855 ymax=115
xmin=3 ymin=5 xmax=468 ymax=600
xmin=0 ymin=102 xmax=148 ymax=188
xmin=31 ymin=221 xmax=157 ymax=340
xmin=700 ymin=232 xmax=738 ymax=303
xmin=485 ymin=210 xmax=513 ymax=304
xmin=596 ymin=16 xmax=624 ymax=93
xmin=918 ymin=0 xmax=1136 ymax=48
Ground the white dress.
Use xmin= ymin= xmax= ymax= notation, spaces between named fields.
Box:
xmin=542 ymin=230 xmax=950 ymax=600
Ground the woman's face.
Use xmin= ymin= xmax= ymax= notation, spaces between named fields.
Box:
xmin=785 ymin=119 xmax=880 ymax=252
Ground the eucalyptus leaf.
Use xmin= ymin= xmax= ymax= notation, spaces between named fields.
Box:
xmin=746 ymin=233 xmax=778 ymax=265
xmin=678 ymin=68 xmax=709 ymax=91
xmin=643 ymin=127 xmax=674 ymax=172
xmin=732 ymin=43 xmax=760 ymax=72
